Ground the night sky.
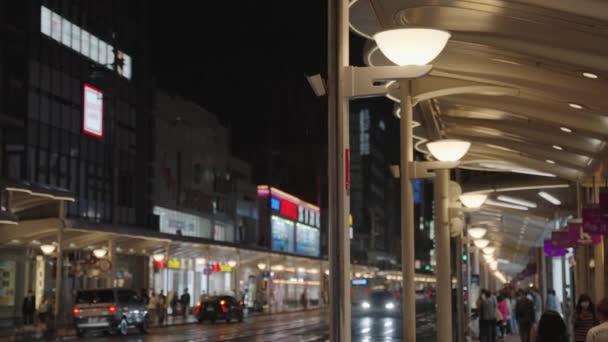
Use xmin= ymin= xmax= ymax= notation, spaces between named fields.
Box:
xmin=151 ymin=1 xmax=388 ymax=204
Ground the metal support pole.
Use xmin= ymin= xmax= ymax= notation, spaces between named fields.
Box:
xmin=466 ymin=239 xmax=472 ymax=315
xmin=399 ymin=78 xmax=416 ymax=342
xmin=435 ymin=168 xmax=453 ymax=342
xmin=561 ymin=254 xmax=571 ymax=340
xmin=328 ymin=0 xmax=351 ymax=340
xmin=456 ymin=233 xmax=465 ymax=342
xmin=594 ymin=236 xmax=605 ymax=302
xmin=540 ymin=247 xmax=547 ymax=312
xmin=53 ymin=201 xmax=65 ymax=329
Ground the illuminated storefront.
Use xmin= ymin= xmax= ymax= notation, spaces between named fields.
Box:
xmin=258 ymin=186 xmax=321 ymax=258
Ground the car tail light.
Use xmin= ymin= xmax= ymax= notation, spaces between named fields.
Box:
xmin=396 ymin=292 xmax=401 ymax=298
xmin=194 ymin=305 xmax=201 ymax=315
xmin=108 ymin=305 xmax=117 ymax=314
xmin=219 ymin=300 xmax=227 ymax=313
xmin=239 ymin=300 xmax=244 ymax=306
xmin=220 ymin=300 xmax=225 ymax=305
xmin=72 ymin=307 xmax=80 ymax=316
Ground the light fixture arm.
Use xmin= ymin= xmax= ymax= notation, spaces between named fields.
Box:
xmin=408 ymin=161 xmax=460 ymax=179
xmin=345 ymin=65 xmax=433 ymax=98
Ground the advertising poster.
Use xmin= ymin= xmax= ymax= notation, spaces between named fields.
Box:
xmin=295 ymin=223 xmax=320 ymax=257
xmin=271 ymin=216 xmax=295 ymax=253
xmin=0 ymin=261 xmax=16 ymax=306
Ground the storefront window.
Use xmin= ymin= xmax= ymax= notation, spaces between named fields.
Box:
xmin=271 ymin=216 xmax=295 ymax=253
xmin=295 ymin=223 xmax=320 ymax=257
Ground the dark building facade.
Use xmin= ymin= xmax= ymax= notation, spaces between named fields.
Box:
xmin=0 ymin=0 xmax=154 ymax=226
xmin=349 ymin=100 xmax=395 ymax=264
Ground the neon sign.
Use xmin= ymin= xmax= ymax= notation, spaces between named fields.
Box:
xmin=280 ymin=199 xmax=298 ymax=220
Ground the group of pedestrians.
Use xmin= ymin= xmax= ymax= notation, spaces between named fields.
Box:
xmin=476 ymin=286 xmax=608 ymax=342
xmin=20 ymin=289 xmax=52 ymax=328
xmin=144 ymin=288 xmax=191 ymax=325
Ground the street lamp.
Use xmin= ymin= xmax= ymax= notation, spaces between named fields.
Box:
xmin=93 ymin=248 xmax=108 ymax=258
xmin=473 ymin=239 xmax=490 ymax=249
xmin=153 ymin=254 xmax=165 ymax=262
xmin=468 ymin=228 xmax=488 ymax=239
xmin=40 ymin=244 xmax=56 ymax=255
xmin=373 ymin=28 xmax=451 ymax=342
xmin=460 ymin=193 xmax=488 ymax=208
xmin=483 ymin=246 xmax=496 ymax=255
xmin=257 ymin=263 xmax=267 ymax=270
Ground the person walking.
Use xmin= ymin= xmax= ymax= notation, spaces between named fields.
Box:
xmin=531 ymin=288 xmax=542 ymax=323
xmin=546 ymin=289 xmax=561 ymax=314
xmin=586 ymin=298 xmax=608 ymax=342
xmin=535 ymin=310 xmax=568 ymax=342
xmin=516 ymin=290 xmax=535 ymax=342
xmin=574 ymin=294 xmax=598 ymax=342
xmin=479 ymin=289 xmax=498 ymax=342
xmin=141 ymin=288 xmax=150 ymax=306
xmin=22 ymin=289 xmax=35 ymax=326
xmin=498 ymin=295 xmax=509 ymax=339
xmin=508 ymin=292 xmax=519 ymax=335
xmin=157 ymin=290 xmax=167 ymax=325
xmin=180 ymin=288 xmax=191 ymax=318
xmin=147 ymin=291 xmax=157 ymax=325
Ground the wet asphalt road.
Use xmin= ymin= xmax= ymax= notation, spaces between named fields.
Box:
xmin=70 ymin=309 xmax=436 ymax=342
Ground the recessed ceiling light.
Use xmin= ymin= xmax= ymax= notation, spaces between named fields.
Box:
xmin=538 ymin=191 xmax=561 ymax=205
xmin=569 ymin=103 xmax=583 ymax=110
xmin=546 ymin=159 xmax=556 ymax=164
xmin=560 ymin=127 xmax=572 ymax=133
xmin=552 ymin=145 xmax=563 ymax=150
xmin=582 ymin=72 xmax=598 ymax=79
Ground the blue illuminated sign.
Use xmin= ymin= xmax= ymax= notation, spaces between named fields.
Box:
xmin=413 ymin=179 xmax=422 ymax=205
xmin=352 ymin=278 xmax=368 ymax=286
xmin=270 ymin=197 xmax=281 ymax=211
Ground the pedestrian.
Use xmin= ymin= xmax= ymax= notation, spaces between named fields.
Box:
xmin=300 ymin=290 xmax=308 ymax=309
xmin=508 ymin=291 xmax=519 ymax=335
xmin=532 ymin=288 xmax=542 ymax=323
xmin=535 ymin=310 xmax=568 ymax=342
xmin=516 ymin=290 xmax=535 ymax=342
xmin=147 ymin=291 xmax=157 ymax=325
xmin=498 ymin=295 xmax=509 ymax=338
xmin=574 ymin=294 xmax=598 ymax=342
xmin=586 ymin=298 xmax=608 ymax=342
xmin=38 ymin=294 xmax=50 ymax=324
xmin=180 ymin=288 xmax=191 ymax=318
xmin=141 ymin=288 xmax=150 ymax=306
xmin=157 ymin=290 xmax=167 ymax=325
xmin=169 ymin=291 xmax=178 ymax=316
xmin=22 ymin=289 xmax=35 ymax=326
xmin=479 ymin=289 xmax=498 ymax=342
xmin=546 ymin=289 xmax=561 ymax=314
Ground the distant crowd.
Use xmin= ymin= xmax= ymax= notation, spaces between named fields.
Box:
xmin=474 ymin=285 xmax=608 ymax=342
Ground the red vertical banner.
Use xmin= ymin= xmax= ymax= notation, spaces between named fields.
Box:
xmin=345 ymin=148 xmax=350 ymax=194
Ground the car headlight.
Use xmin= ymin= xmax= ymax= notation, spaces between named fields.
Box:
xmin=385 ymin=302 xmax=395 ymax=310
xmin=361 ymin=301 xmax=370 ymax=309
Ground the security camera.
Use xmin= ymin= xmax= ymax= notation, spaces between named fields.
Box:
xmin=306 ymin=74 xmax=326 ymax=97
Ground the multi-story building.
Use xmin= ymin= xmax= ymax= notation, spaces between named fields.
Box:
xmin=349 ymin=100 xmax=396 ymax=265
xmin=0 ymin=0 xmax=154 ymax=329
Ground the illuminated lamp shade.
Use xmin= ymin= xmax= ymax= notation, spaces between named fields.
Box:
xmin=483 ymin=247 xmax=496 ymax=255
xmin=459 ymin=193 xmax=487 ymax=208
xmin=426 ymin=140 xmax=471 ymax=162
xmin=153 ymin=254 xmax=165 ymax=262
xmin=257 ymin=263 xmax=267 ymax=270
xmin=473 ymin=238 xmax=490 ymax=249
xmin=227 ymin=260 xmax=237 ymax=267
xmin=40 ymin=244 xmax=56 ymax=255
xmin=93 ymin=248 xmax=107 ymax=258
xmin=468 ymin=227 xmax=488 ymax=239
xmin=373 ymin=28 xmax=451 ymax=66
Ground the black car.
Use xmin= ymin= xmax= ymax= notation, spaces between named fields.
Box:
xmin=195 ymin=296 xmax=244 ymax=323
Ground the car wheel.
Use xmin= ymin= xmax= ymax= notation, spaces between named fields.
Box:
xmin=197 ymin=316 xmax=203 ymax=323
xmin=76 ymin=329 xmax=85 ymax=337
xmin=118 ymin=317 xmax=128 ymax=336
xmin=139 ymin=315 xmax=149 ymax=334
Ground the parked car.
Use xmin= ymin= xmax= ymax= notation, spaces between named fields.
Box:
xmin=72 ymin=288 xmax=149 ymax=336
xmin=195 ymin=296 xmax=244 ymax=323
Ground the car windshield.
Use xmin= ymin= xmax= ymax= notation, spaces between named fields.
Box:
xmin=369 ymin=291 xmax=393 ymax=303
xmin=76 ymin=290 xmax=115 ymax=304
